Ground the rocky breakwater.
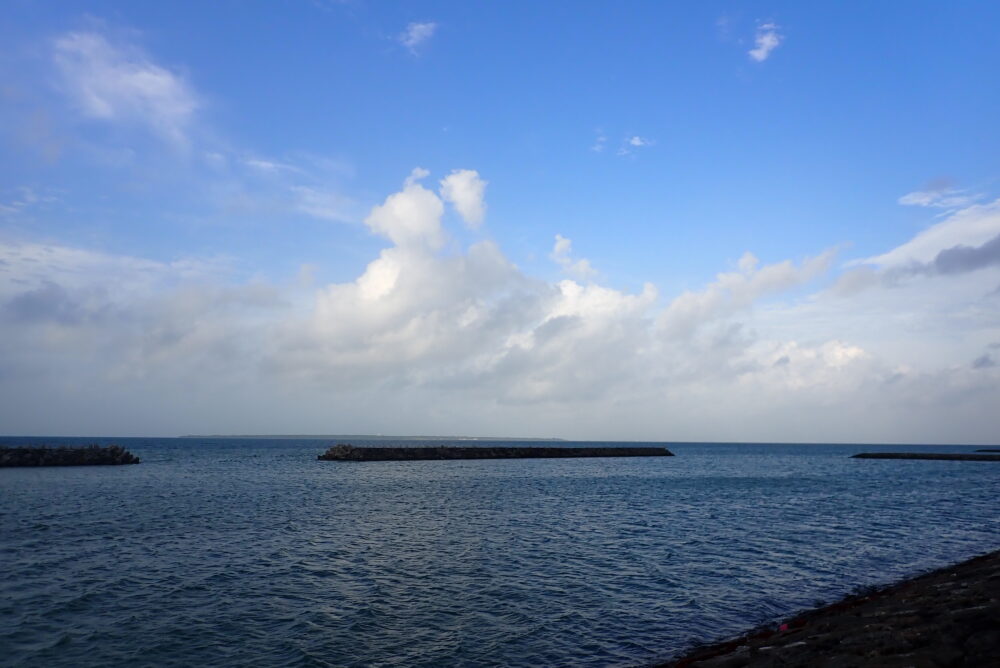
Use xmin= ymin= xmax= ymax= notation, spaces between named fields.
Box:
xmin=852 ymin=452 xmax=1000 ymax=461
xmin=0 ymin=444 xmax=140 ymax=467
xmin=318 ymin=444 xmax=674 ymax=462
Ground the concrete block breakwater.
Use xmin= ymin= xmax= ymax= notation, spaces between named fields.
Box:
xmin=0 ymin=445 xmax=140 ymax=467
xmin=318 ymin=444 xmax=674 ymax=461
xmin=852 ymin=452 xmax=1000 ymax=461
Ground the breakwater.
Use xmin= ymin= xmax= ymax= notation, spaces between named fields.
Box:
xmin=852 ymin=452 xmax=1000 ymax=461
xmin=0 ymin=444 xmax=140 ymax=467
xmin=318 ymin=443 xmax=674 ymax=461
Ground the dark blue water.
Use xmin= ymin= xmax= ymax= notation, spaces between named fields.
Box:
xmin=1 ymin=438 xmax=997 ymax=667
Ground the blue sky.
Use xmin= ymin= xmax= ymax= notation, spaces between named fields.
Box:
xmin=2 ymin=1 xmax=999 ymax=441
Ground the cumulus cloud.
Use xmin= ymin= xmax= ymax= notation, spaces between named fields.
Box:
xmin=399 ymin=22 xmax=437 ymax=53
xmin=364 ymin=168 xmax=445 ymax=248
xmin=52 ymin=31 xmax=198 ymax=145
xmin=748 ymin=22 xmax=782 ymax=62
xmin=439 ymin=169 xmax=487 ymax=227
xmin=550 ymin=234 xmax=596 ymax=279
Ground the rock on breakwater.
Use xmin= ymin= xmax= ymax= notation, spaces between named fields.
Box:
xmin=852 ymin=452 xmax=1000 ymax=461
xmin=318 ymin=443 xmax=674 ymax=461
xmin=0 ymin=444 xmax=140 ymax=467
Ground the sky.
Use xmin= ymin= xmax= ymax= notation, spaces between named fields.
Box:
xmin=1 ymin=1 xmax=999 ymax=443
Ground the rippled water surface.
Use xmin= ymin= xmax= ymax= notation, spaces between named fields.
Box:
xmin=1 ymin=438 xmax=998 ymax=667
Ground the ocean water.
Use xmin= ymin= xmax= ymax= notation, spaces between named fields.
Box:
xmin=1 ymin=438 xmax=997 ymax=667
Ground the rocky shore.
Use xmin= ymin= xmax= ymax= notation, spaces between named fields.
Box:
xmin=852 ymin=452 xmax=1000 ymax=461
xmin=0 ymin=444 xmax=140 ymax=466
xmin=318 ymin=443 xmax=674 ymax=461
xmin=656 ymin=550 xmax=1000 ymax=667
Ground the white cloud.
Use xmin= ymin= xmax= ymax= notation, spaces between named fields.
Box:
xmin=439 ymin=169 xmax=487 ymax=227
xmin=364 ymin=168 xmax=445 ymax=248
xmin=659 ymin=250 xmax=836 ymax=337
xmin=748 ymin=22 xmax=782 ymax=62
xmin=617 ymin=135 xmax=654 ymax=156
xmin=550 ymin=234 xmax=597 ymax=279
xmin=859 ymin=198 xmax=1000 ymax=269
xmin=52 ymin=31 xmax=199 ymax=145
xmin=399 ymin=22 xmax=437 ymax=53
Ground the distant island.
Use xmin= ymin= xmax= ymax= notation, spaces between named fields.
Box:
xmin=181 ymin=434 xmax=566 ymax=441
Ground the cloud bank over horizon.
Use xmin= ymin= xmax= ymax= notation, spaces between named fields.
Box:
xmin=2 ymin=14 xmax=998 ymax=443
xmin=2 ymin=168 xmax=998 ymax=442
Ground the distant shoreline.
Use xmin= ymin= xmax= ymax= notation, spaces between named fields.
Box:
xmin=179 ymin=434 xmax=567 ymax=441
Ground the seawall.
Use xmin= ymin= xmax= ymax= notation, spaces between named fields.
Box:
xmin=318 ymin=444 xmax=673 ymax=461
xmin=656 ymin=549 xmax=1000 ymax=667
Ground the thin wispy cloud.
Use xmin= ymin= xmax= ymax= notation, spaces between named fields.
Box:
xmin=898 ymin=184 xmax=979 ymax=210
xmin=52 ymin=31 xmax=199 ymax=146
xmin=244 ymin=157 xmax=302 ymax=174
xmin=45 ymin=27 xmax=362 ymax=226
xmin=399 ymin=21 xmax=437 ymax=53
xmin=590 ymin=131 xmax=608 ymax=153
xmin=715 ymin=14 xmax=733 ymax=40
xmin=0 ymin=186 xmax=56 ymax=217
xmin=291 ymin=186 xmax=358 ymax=224
xmin=748 ymin=21 xmax=782 ymax=62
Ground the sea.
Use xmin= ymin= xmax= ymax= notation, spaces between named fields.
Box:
xmin=1 ymin=438 xmax=997 ymax=667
